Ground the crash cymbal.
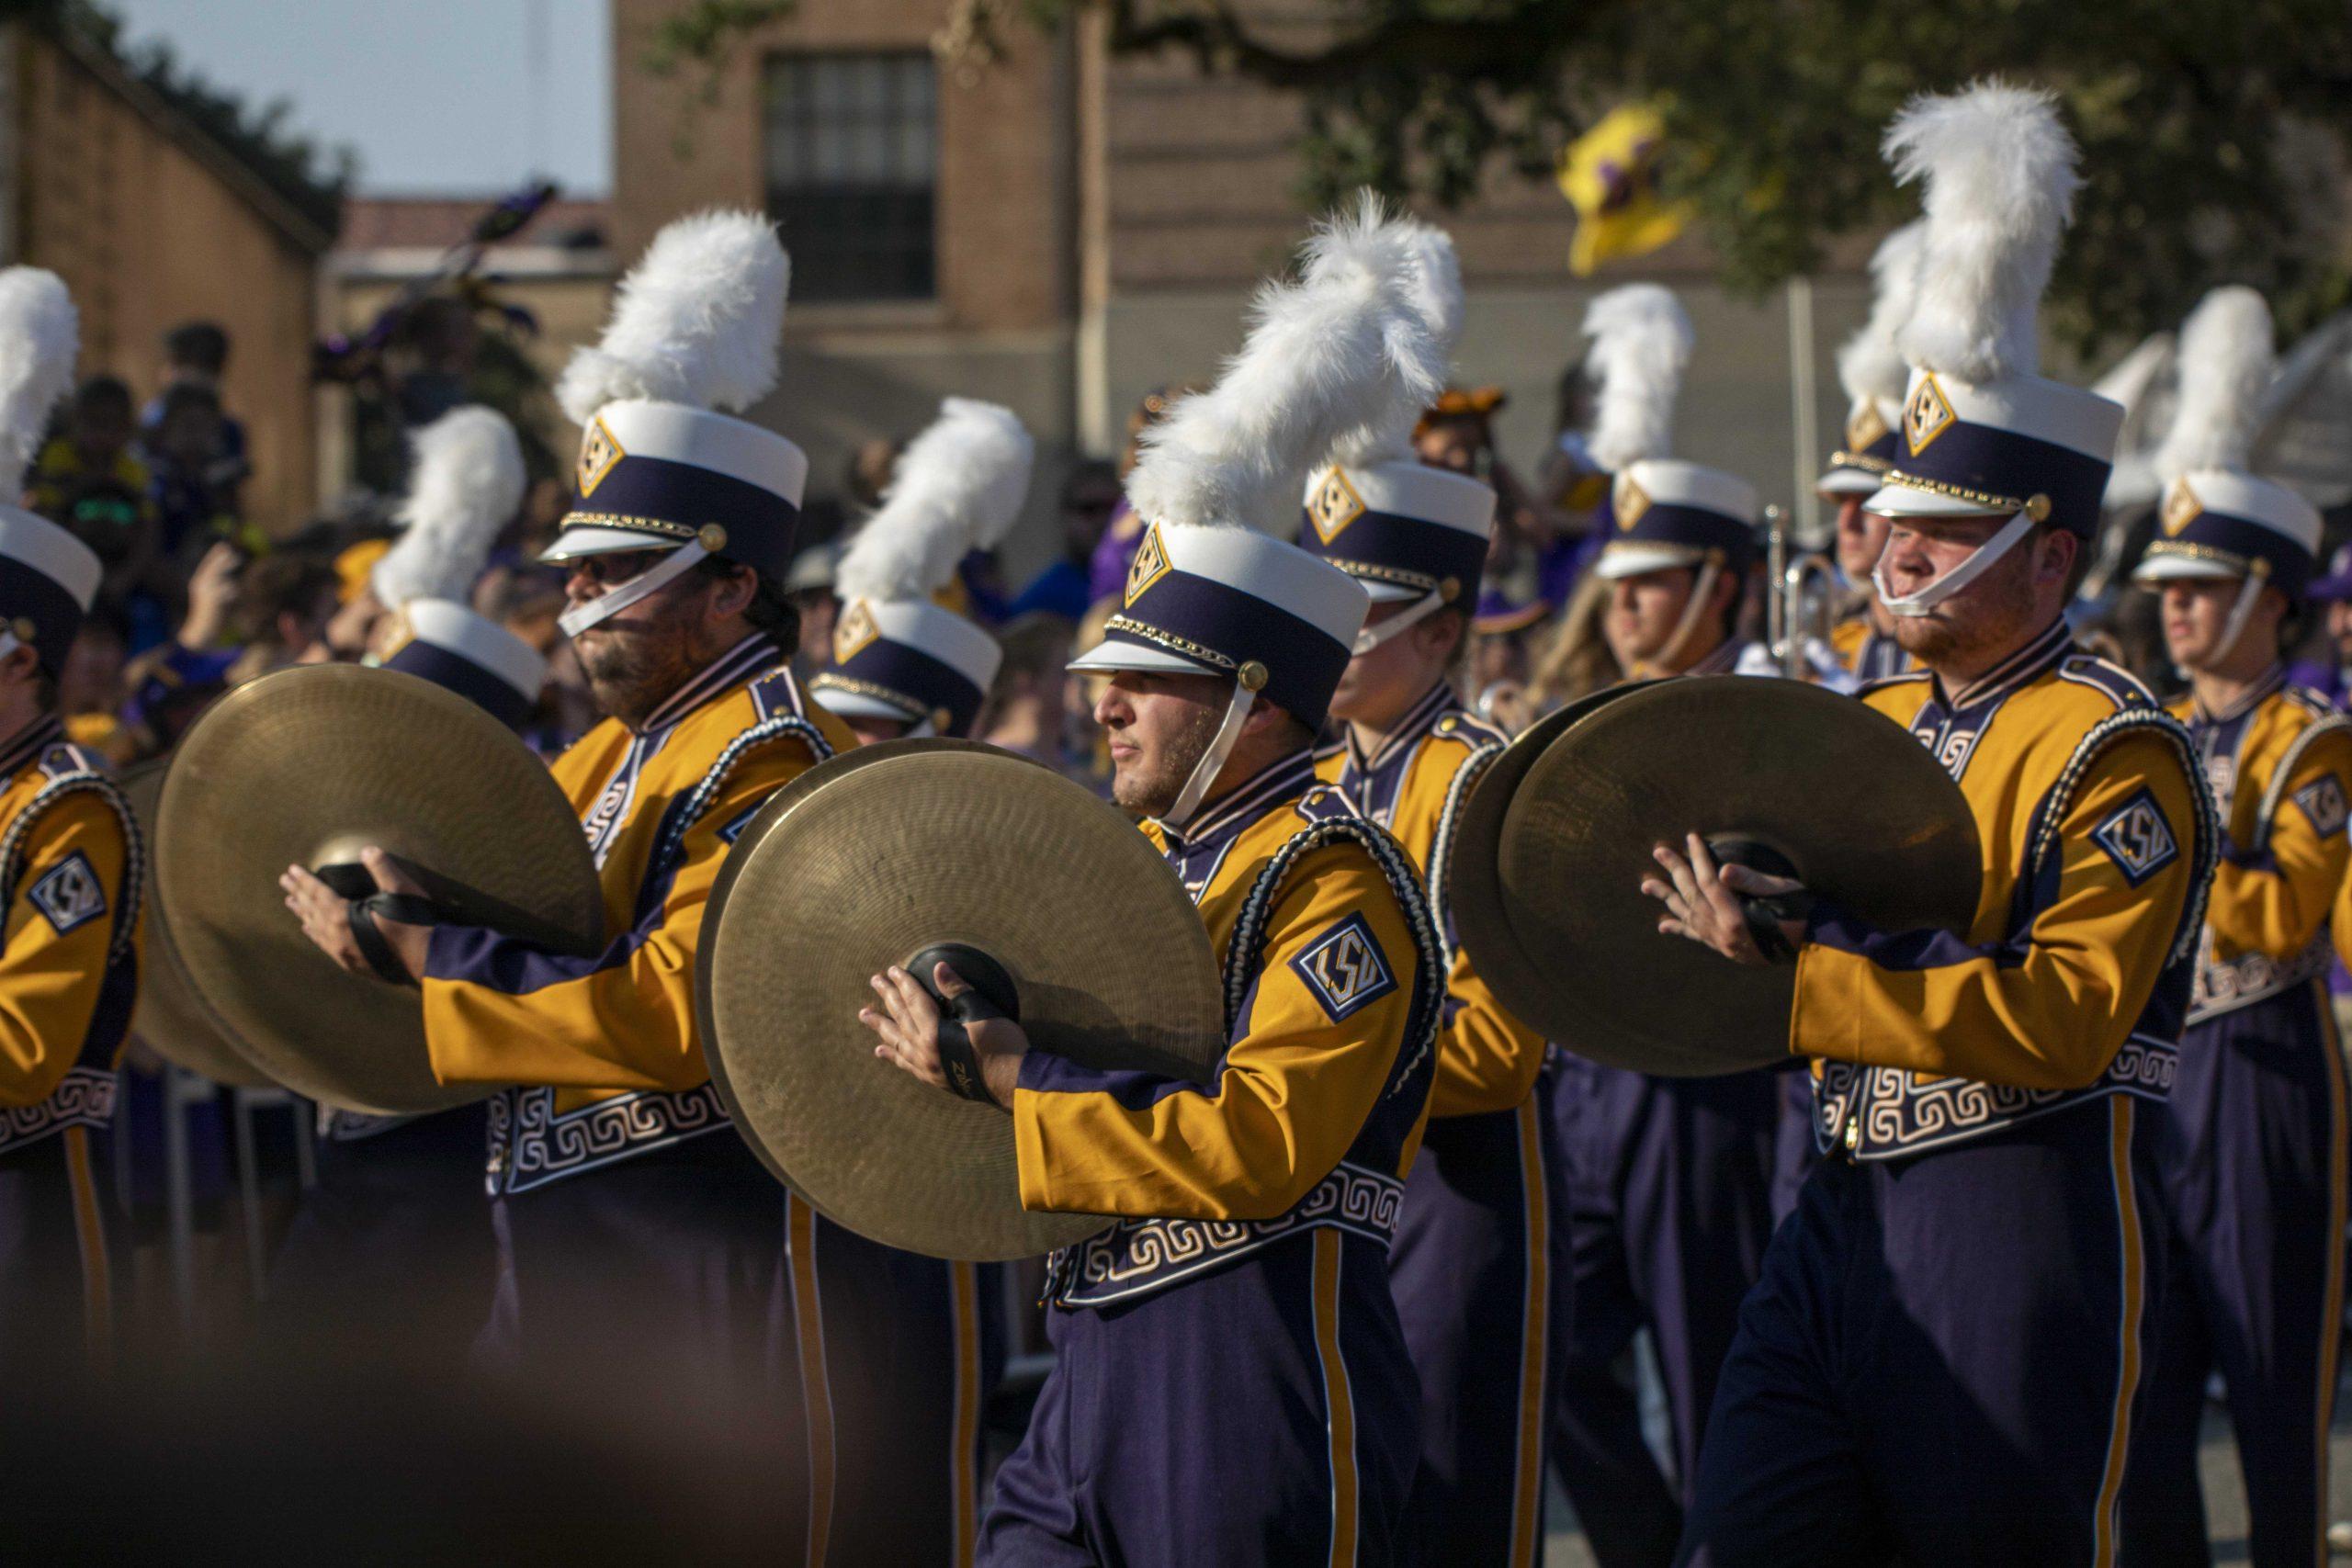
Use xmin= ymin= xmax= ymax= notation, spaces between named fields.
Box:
xmin=157 ymin=664 xmax=605 ymax=1114
xmin=1460 ymin=678 xmax=1981 ymax=1076
xmin=1447 ymin=682 xmax=1649 ymax=1048
xmin=122 ymin=758 xmax=272 ymax=1088
xmin=700 ymin=740 xmax=1226 ymax=1261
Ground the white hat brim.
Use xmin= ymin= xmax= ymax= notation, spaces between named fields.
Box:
xmin=1593 ymin=543 xmax=1705 ymax=581
xmin=1815 ymin=468 xmax=1882 ymax=497
xmin=1360 ymin=581 xmax=1422 ymax=604
xmin=813 ymin=686 xmax=920 ymax=723
xmin=1860 ymin=482 xmax=2011 ymax=520
xmin=540 ymin=525 xmax=683 ymax=563
xmin=1067 ymin=637 xmax=1220 ymax=680
xmin=2132 ymin=553 xmax=2243 ymax=586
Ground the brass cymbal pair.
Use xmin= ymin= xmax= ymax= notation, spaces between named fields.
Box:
xmin=154 ymin=664 xmax=602 ymax=1114
xmin=1449 ymin=679 xmax=1983 ymax=1076
xmin=699 ymin=740 xmax=1226 ymax=1261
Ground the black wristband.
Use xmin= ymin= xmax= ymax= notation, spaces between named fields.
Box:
xmin=934 ymin=989 xmax=1005 ymax=1107
xmin=346 ymin=893 xmax=434 ymax=987
xmin=1737 ymin=887 xmax=1815 ymax=966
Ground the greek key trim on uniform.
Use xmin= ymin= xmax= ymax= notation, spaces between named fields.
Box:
xmin=1048 ymin=1161 xmax=1405 ymax=1307
xmin=0 ymin=1065 xmax=116 ymax=1155
xmin=1813 ymin=1035 xmax=2176 ymax=1160
xmin=490 ymin=1083 xmax=731 ymax=1196
xmin=2190 ymin=928 xmax=2334 ymax=1025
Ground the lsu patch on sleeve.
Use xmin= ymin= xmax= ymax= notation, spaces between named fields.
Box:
xmin=1290 ymin=912 xmax=1397 ymax=1022
xmin=27 ymin=851 xmax=106 ymax=935
xmin=2292 ymin=773 xmax=2349 ymax=839
xmin=2089 ymin=788 xmax=2179 ymax=886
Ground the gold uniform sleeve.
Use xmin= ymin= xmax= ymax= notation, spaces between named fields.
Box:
xmin=2207 ymin=728 xmax=2352 ymax=963
xmin=1790 ymin=731 xmax=2199 ymax=1091
xmin=0 ymin=795 xmax=132 ymax=1108
xmin=1012 ymin=844 xmax=1423 ymax=1223
xmin=419 ymin=741 xmax=815 ymax=1093
xmin=1429 ymin=938 xmax=1547 ymax=1118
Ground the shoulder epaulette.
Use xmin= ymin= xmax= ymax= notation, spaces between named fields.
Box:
xmin=2054 ymin=653 xmax=2159 ymax=712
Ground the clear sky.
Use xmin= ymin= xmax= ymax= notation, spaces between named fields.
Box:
xmin=105 ymin=0 xmax=614 ymax=197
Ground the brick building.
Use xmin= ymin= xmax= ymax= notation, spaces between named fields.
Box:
xmin=609 ymin=0 xmax=1876 ymax=563
xmin=0 ymin=20 xmax=334 ymax=535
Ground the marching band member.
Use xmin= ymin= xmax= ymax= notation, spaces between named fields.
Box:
xmin=0 ymin=270 xmax=140 ymax=1383
xmin=865 ymin=201 xmax=1445 ymax=1567
xmin=1296 ymin=219 xmax=1552 ymax=1565
xmin=812 ymin=398 xmax=1023 ymax=746
xmin=1647 ymin=85 xmax=2213 ymax=1562
xmin=1817 ymin=222 xmax=1926 ymax=685
xmin=264 ymin=407 xmax=542 ymax=1362
xmin=1769 ymin=228 xmax=1928 ymax=1223
xmin=281 ymin=216 xmax=854 ymax=1464
xmin=804 ymin=396 xmax=1033 ymax=1564
xmin=2122 ymin=286 xmax=2351 ymax=1567
xmin=1555 ymin=282 xmax=1780 ymax=1565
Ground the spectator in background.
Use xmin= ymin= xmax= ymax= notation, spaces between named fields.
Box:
xmin=145 ymin=381 xmax=259 ymax=574
xmin=2288 ymin=543 xmax=2352 ymax=708
xmin=1002 ymin=459 xmax=1117 ymax=626
xmin=58 ymin=607 xmax=130 ymax=760
xmin=391 ymin=297 xmax=479 ymax=431
xmin=30 ymin=375 xmax=162 ymax=626
xmin=142 ymin=320 xmax=248 ymax=475
xmin=978 ymin=614 xmax=1078 ymax=773
xmin=784 ymin=539 xmax=841 ymax=675
xmin=119 ymin=544 xmax=339 ymax=759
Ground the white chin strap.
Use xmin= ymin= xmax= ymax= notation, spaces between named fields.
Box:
xmin=1353 ymin=591 xmax=1448 ymax=656
xmin=557 ymin=542 xmax=711 ymax=639
xmin=2188 ymin=574 xmax=2268 ymax=671
xmin=1634 ymin=559 xmax=1719 ymax=675
xmin=0 ymin=630 xmax=21 ymax=661
xmin=1163 ymin=677 xmax=1259 ymax=830
xmin=1873 ymin=512 xmax=2035 ymax=619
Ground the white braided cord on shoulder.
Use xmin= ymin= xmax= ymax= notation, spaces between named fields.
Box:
xmin=2030 ymin=708 xmax=2219 ymax=970
xmin=1424 ymin=738 xmax=1503 ymax=970
xmin=656 ymin=714 xmax=834 ymax=870
xmin=2252 ymin=710 xmax=2352 ymax=854
xmin=1223 ymin=816 xmax=1444 ymax=1084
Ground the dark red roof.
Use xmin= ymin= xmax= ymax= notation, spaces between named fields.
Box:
xmin=336 ymin=196 xmax=608 ymax=254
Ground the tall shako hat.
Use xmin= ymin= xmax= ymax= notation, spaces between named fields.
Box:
xmin=814 ymin=398 xmax=1033 ymax=738
xmin=1819 ymin=221 xmax=1925 ymax=495
xmin=369 ymin=407 xmax=547 ymax=728
xmin=1297 ymin=219 xmax=1498 ymax=652
xmin=545 ymin=211 xmax=804 ymax=637
xmin=1586 ymin=284 xmax=1760 ymax=584
xmin=0 ymin=270 xmax=98 ymax=675
xmin=2132 ymin=288 xmax=2316 ymax=649
xmin=1865 ymin=83 xmax=2125 ymax=619
xmin=1070 ymin=195 xmax=1440 ymax=826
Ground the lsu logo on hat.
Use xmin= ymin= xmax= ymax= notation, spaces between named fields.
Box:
xmin=2160 ymin=478 xmax=2202 ymax=537
xmin=1290 ymin=912 xmax=1397 ymax=1022
xmin=576 ymin=414 xmax=625 ymax=498
xmin=1307 ymin=467 xmax=1367 ymax=545
xmin=833 ymin=598 xmax=880 ymax=664
xmin=1904 ymin=376 xmax=1957 ymax=456
xmin=1125 ymin=522 xmax=1172 ymax=606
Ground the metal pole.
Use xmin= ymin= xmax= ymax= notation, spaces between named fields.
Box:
xmin=1787 ymin=276 xmax=1820 ymax=544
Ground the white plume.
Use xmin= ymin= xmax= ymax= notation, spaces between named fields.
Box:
xmin=1131 ymin=194 xmax=1446 ymax=531
xmin=1401 ymin=221 xmax=1465 ymax=363
xmin=836 ymin=398 xmax=1035 ymax=603
xmin=1838 ymin=220 xmax=1925 ymax=410
xmin=556 ymin=209 xmax=789 ymax=423
xmin=2151 ymin=286 xmax=2275 ymax=480
xmin=1582 ymin=283 xmax=1692 ymax=471
xmin=1884 ymin=80 xmax=2079 ymax=382
xmin=1328 ymin=204 xmax=1461 ymax=468
xmin=372 ymin=406 xmax=527 ymax=608
xmin=0 ymin=269 xmax=77 ymax=499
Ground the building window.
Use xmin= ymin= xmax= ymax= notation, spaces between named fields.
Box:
xmin=763 ymin=52 xmax=937 ymax=304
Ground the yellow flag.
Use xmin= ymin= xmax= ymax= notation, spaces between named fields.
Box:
xmin=1557 ymin=102 xmax=1691 ymax=276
